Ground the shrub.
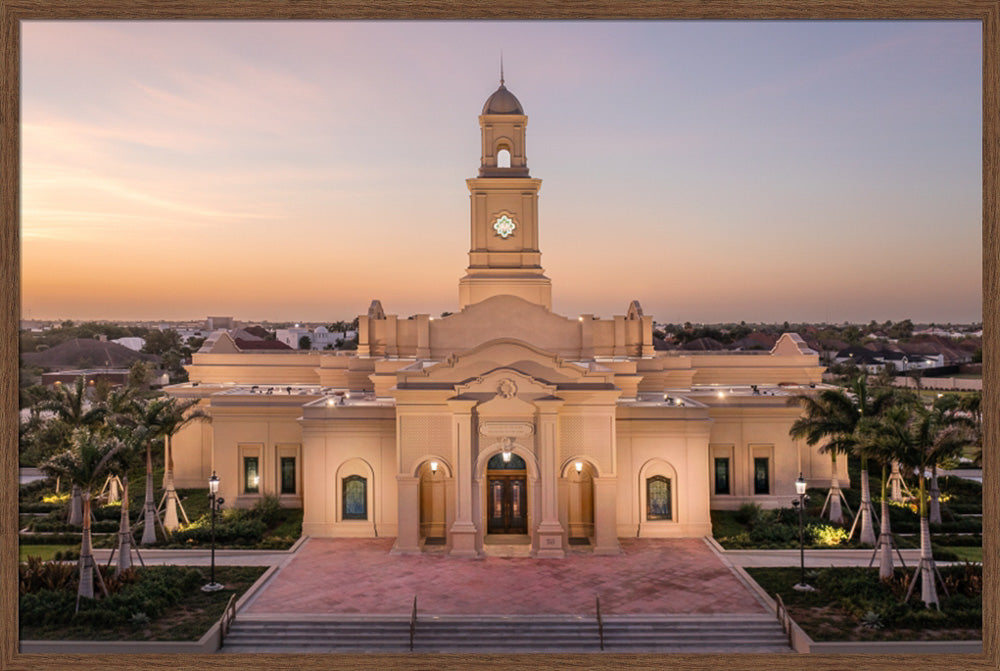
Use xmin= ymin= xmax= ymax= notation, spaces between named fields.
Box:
xmin=807 ymin=523 xmax=849 ymax=547
xmin=19 ymin=556 xmax=76 ymax=594
xmin=734 ymin=503 xmax=762 ymax=525
xmin=252 ymin=495 xmax=282 ymax=526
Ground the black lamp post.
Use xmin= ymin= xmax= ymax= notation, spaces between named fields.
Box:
xmin=792 ymin=473 xmax=814 ymax=592
xmin=202 ymin=471 xmax=225 ymax=592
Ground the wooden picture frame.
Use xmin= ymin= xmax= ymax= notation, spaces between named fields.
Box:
xmin=2 ymin=2 xmax=996 ymax=670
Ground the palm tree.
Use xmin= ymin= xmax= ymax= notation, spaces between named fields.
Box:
xmin=926 ymin=394 xmax=975 ymax=524
xmin=871 ymin=404 xmax=973 ymax=608
xmin=99 ymin=387 xmax=147 ymax=575
xmin=135 ymin=397 xmax=172 ymax=545
xmin=787 ymin=388 xmax=855 ymax=526
xmin=155 ymin=397 xmax=206 ymax=532
xmin=856 ymin=411 xmax=907 ymax=581
xmin=40 ymin=428 xmax=125 ymax=611
xmin=40 ymin=377 xmax=107 ymax=525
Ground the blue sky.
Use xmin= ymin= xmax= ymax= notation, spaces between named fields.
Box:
xmin=20 ymin=20 xmax=982 ymax=324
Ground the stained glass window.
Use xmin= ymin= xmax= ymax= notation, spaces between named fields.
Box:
xmin=646 ymin=476 xmax=671 ymax=520
xmin=243 ymin=456 xmax=259 ymax=494
xmin=343 ymin=475 xmax=367 ymax=519
xmin=714 ymin=458 xmax=730 ymax=495
xmin=280 ymin=457 xmax=295 ymax=495
xmin=754 ymin=457 xmax=770 ymax=495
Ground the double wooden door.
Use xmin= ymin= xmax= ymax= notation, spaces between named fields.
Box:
xmin=487 ymin=474 xmax=527 ymax=534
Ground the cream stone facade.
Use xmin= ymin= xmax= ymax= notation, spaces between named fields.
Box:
xmin=166 ymin=79 xmax=846 ymax=558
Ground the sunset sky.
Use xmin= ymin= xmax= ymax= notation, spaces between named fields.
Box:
xmin=20 ymin=20 xmax=982 ymax=325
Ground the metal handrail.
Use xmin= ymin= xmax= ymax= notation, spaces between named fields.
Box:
xmin=596 ymin=595 xmax=604 ymax=651
xmin=409 ymin=595 xmax=417 ymax=652
xmin=220 ymin=593 xmax=237 ymax=642
xmin=774 ymin=593 xmax=792 ymax=648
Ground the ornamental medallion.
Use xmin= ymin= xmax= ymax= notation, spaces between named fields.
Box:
xmin=493 ymin=214 xmax=516 ymax=239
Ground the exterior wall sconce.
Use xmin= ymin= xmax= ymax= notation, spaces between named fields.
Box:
xmin=717 ymin=390 xmax=725 ymax=399
xmin=502 ymin=449 xmax=512 ymax=463
xmin=575 ymin=461 xmax=583 ymax=473
xmin=430 ymin=461 xmax=438 ymax=474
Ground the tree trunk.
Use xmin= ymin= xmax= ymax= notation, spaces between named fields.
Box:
xmin=890 ymin=461 xmax=904 ymax=502
xmin=69 ymin=484 xmax=83 ymax=525
xmin=878 ymin=465 xmax=894 ymax=581
xmin=78 ymin=493 xmax=94 ymax=602
xmin=142 ymin=444 xmax=157 ymax=545
xmin=917 ymin=476 xmax=939 ymax=609
xmin=859 ymin=466 xmax=876 ymax=546
xmin=828 ymin=453 xmax=843 ymax=524
xmin=163 ymin=435 xmax=180 ymax=532
xmin=929 ymin=465 xmax=942 ymax=525
xmin=116 ymin=476 xmax=132 ymax=576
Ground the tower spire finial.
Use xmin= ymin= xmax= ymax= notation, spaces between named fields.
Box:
xmin=500 ymin=52 xmax=504 ymax=86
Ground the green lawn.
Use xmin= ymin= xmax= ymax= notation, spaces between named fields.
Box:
xmin=939 ymin=546 xmax=982 ymax=563
xmin=19 ymin=545 xmax=76 ymax=561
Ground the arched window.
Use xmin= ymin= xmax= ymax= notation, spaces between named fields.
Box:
xmin=343 ymin=475 xmax=367 ymax=519
xmin=497 ymin=147 xmax=511 ymax=168
xmin=646 ymin=475 xmax=672 ymax=520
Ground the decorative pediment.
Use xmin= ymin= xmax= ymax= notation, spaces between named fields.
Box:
xmin=406 ymin=338 xmax=600 ymax=385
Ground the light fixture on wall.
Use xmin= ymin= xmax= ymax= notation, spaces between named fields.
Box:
xmin=430 ymin=461 xmax=438 ymax=474
xmin=575 ymin=461 xmax=583 ymax=473
xmin=502 ymin=448 xmax=512 ymax=463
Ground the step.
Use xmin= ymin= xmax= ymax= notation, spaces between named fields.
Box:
xmin=221 ymin=615 xmax=791 ymax=654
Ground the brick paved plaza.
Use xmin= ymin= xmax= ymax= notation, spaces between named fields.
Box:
xmin=244 ymin=537 xmax=767 ymax=616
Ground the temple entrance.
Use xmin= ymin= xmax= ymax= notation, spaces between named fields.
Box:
xmin=485 ymin=452 xmax=528 ymax=534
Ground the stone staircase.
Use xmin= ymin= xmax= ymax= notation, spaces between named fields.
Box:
xmin=220 ymin=613 xmax=792 ymax=654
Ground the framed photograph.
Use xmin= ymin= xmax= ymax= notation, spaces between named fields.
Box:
xmin=4 ymin=3 xmax=995 ymax=671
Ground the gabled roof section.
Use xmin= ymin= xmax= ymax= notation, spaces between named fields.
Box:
xmin=771 ymin=333 xmax=818 ymax=356
xmin=398 ymin=337 xmax=616 ymax=389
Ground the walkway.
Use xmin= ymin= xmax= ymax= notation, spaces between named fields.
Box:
xmin=243 ymin=537 xmax=768 ymax=616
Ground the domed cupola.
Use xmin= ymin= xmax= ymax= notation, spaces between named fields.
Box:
xmin=482 ymin=82 xmax=523 ymax=115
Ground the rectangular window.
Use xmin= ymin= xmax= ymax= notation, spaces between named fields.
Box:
xmin=280 ymin=457 xmax=296 ymax=495
xmin=754 ymin=457 xmax=770 ymax=495
xmin=343 ymin=475 xmax=367 ymax=520
xmin=645 ymin=476 xmax=672 ymax=521
xmin=714 ymin=458 xmax=730 ymax=495
xmin=243 ymin=456 xmax=259 ymax=494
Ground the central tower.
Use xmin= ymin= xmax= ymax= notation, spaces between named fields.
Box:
xmin=458 ymin=77 xmax=552 ymax=310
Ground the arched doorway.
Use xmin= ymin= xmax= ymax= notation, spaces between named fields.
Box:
xmin=485 ymin=451 xmax=528 ymax=534
xmin=418 ymin=460 xmax=448 ymax=544
xmin=564 ymin=461 xmax=595 ymax=542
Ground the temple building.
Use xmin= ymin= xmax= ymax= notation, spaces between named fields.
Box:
xmin=166 ymin=78 xmax=842 ymax=558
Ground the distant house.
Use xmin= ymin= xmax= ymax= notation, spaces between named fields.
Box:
xmin=22 ymin=338 xmax=161 ymax=372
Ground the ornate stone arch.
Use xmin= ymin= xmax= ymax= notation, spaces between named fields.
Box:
xmin=559 ymin=455 xmax=603 ymax=478
xmin=407 ymin=454 xmax=454 ymax=478
xmin=638 ymin=458 xmax=679 ymax=529
xmin=335 ymin=457 xmax=376 ymax=530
